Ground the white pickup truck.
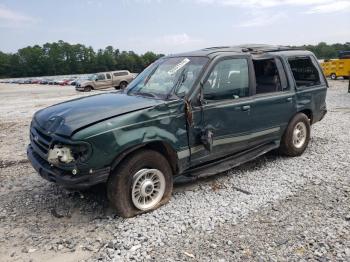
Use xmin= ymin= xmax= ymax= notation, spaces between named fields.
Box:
xmin=76 ymin=70 xmax=134 ymax=92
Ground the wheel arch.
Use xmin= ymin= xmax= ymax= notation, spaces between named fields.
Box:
xmin=298 ymin=109 xmax=313 ymax=124
xmin=330 ymin=73 xmax=337 ymax=80
xmin=119 ymin=80 xmax=129 ymax=87
xmin=85 ymin=85 xmax=94 ymax=90
xmin=110 ymin=141 xmax=178 ymax=176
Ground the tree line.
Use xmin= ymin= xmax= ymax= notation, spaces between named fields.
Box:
xmin=298 ymin=42 xmax=350 ymax=60
xmin=0 ymin=40 xmax=164 ymax=78
xmin=0 ymin=41 xmax=349 ymax=78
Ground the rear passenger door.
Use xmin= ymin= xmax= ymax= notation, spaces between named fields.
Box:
xmin=249 ymin=57 xmax=296 ymax=147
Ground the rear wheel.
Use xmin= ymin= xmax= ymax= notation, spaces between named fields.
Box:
xmin=119 ymin=81 xmax=128 ymax=89
xmin=279 ymin=113 xmax=310 ymax=157
xmin=107 ymin=149 xmax=173 ymax=218
xmin=330 ymin=73 xmax=337 ymax=80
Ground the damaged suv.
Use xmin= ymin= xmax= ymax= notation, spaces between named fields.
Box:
xmin=27 ymin=45 xmax=327 ymax=217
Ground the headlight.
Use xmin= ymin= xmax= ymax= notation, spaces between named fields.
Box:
xmin=48 ymin=145 xmax=74 ymax=164
xmin=47 ymin=143 xmax=91 ymax=164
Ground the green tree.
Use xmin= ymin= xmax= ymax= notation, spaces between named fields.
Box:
xmin=2 ymin=41 xmax=347 ymax=78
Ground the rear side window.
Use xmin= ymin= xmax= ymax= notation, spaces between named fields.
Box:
xmin=288 ymin=57 xmax=321 ymax=87
xmin=106 ymin=73 xmax=111 ymax=79
xmin=253 ymin=58 xmax=288 ymax=94
xmin=114 ymin=72 xmax=128 ymax=77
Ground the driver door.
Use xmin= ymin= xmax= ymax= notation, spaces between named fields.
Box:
xmin=188 ymin=56 xmax=255 ymax=167
xmin=95 ymin=73 xmax=107 ymax=89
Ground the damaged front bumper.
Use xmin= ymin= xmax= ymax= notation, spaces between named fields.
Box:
xmin=27 ymin=145 xmax=110 ymax=189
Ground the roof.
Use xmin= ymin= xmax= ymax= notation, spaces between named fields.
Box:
xmin=170 ymin=44 xmax=306 ymax=58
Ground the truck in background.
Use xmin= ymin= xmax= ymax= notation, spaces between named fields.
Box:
xmin=321 ymin=59 xmax=350 ymax=80
xmin=75 ymin=70 xmax=134 ymax=91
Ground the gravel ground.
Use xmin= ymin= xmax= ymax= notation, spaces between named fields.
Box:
xmin=0 ymin=81 xmax=349 ymax=261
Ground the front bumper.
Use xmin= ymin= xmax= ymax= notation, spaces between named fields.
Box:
xmin=75 ymin=86 xmax=85 ymax=91
xmin=27 ymin=145 xmax=110 ymax=189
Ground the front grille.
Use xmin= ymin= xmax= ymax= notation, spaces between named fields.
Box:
xmin=30 ymin=126 xmax=53 ymax=157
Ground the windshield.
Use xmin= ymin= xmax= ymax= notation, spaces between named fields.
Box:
xmin=127 ymin=56 xmax=208 ymax=98
xmin=87 ymin=74 xmax=97 ymax=81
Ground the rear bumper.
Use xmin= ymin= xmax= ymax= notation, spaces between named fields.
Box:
xmin=316 ymin=108 xmax=327 ymax=123
xmin=27 ymin=145 xmax=110 ymax=189
xmin=320 ymin=108 xmax=327 ymax=121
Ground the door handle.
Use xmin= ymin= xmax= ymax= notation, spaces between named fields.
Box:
xmin=286 ymin=97 xmax=292 ymax=102
xmin=242 ymin=105 xmax=250 ymax=111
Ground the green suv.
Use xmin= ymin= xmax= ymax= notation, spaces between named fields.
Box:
xmin=27 ymin=45 xmax=327 ymax=217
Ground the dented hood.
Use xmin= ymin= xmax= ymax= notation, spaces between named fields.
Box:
xmin=34 ymin=92 xmax=162 ymax=137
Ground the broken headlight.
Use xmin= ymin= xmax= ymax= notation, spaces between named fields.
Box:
xmin=48 ymin=143 xmax=91 ymax=164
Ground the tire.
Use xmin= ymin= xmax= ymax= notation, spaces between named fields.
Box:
xmin=330 ymin=73 xmax=337 ymax=80
xmin=107 ymin=149 xmax=173 ymax=218
xmin=119 ymin=81 xmax=128 ymax=89
xmin=279 ymin=113 xmax=310 ymax=157
xmin=84 ymin=86 xmax=92 ymax=92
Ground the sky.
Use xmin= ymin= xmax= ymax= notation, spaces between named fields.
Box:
xmin=0 ymin=0 xmax=349 ymax=55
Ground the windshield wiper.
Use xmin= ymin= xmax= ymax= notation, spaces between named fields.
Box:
xmin=134 ymin=91 xmax=157 ymax=98
xmin=167 ymin=68 xmax=188 ymax=99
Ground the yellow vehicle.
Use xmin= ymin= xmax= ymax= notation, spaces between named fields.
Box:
xmin=321 ymin=59 xmax=350 ymax=80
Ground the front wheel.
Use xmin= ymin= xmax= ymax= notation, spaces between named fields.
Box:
xmin=279 ymin=113 xmax=310 ymax=157
xmin=330 ymin=73 xmax=337 ymax=80
xmin=84 ymin=86 xmax=92 ymax=92
xmin=107 ymin=150 xmax=173 ymax=218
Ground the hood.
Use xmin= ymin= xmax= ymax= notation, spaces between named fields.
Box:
xmin=78 ymin=80 xmax=92 ymax=86
xmin=34 ymin=92 xmax=162 ymax=137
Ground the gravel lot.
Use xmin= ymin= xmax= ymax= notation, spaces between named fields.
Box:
xmin=0 ymin=81 xmax=349 ymax=262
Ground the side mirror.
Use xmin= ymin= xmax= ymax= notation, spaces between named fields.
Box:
xmin=176 ymin=91 xmax=186 ymax=98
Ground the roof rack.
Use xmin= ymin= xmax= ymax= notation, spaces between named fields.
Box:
xmin=239 ymin=44 xmax=302 ymax=54
xmin=201 ymin=46 xmax=231 ymax=51
xmin=200 ymin=44 xmax=303 ymax=54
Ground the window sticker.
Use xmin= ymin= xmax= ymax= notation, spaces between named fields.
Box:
xmin=168 ymin=58 xmax=190 ymax=75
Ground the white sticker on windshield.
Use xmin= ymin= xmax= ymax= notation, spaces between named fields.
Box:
xmin=168 ymin=58 xmax=190 ymax=75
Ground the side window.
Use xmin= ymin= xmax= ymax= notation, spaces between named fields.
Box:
xmin=253 ymin=58 xmax=287 ymax=94
xmin=288 ymin=57 xmax=321 ymax=87
xmin=203 ymin=58 xmax=249 ymax=100
xmin=106 ymin=73 xmax=111 ymax=79
xmin=114 ymin=72 xmax=128 ymax=77
xmin=97 ymin=74 xmax=106 ymax=80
